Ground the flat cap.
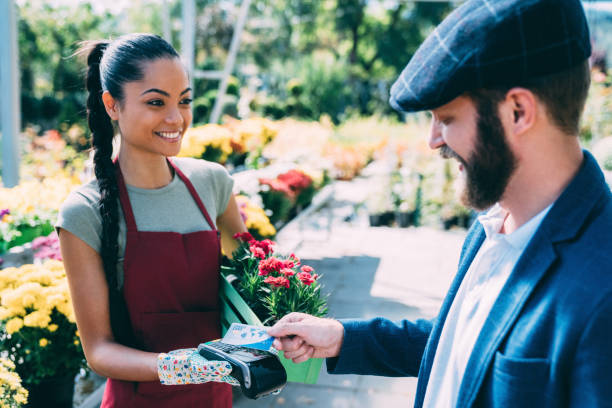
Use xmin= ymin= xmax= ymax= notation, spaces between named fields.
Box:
xmin=389 ymin=0 xmax=591 ymax=112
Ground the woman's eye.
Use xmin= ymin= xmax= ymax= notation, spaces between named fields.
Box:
xmin=180 ymin=98 xmax=193 ymax=105
xmin=147 ymin=99 xmax=164 ymax=106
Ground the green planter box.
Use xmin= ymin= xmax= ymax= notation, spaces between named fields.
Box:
xmin=220 ymin=275 xmax=323 ymax=384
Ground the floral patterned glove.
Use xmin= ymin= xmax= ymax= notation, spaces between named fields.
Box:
xmin=157 ymin=348 xmax=240 ymax=386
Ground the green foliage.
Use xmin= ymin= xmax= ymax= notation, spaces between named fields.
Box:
xmin=16 ymin=0 xmax=453 ymax=130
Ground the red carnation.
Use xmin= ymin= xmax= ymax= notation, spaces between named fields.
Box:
xmin=249 ymin=245 xmax=266 ymax=259
xmin=280 ymin=268 xmax=295 ymax=277
xmin=297 ymin=272 xmax=315 ymax=286
xmin=258 ymin=256 xmax=284 ymax=276
xmin=264 ymin=276 xmax=290 ymax=289
xmin=300 ymin=265 xmax=314 ymax=274
xmin=234 ymin=232 xmax=255 ymax=242
xmin=289 ymin=253 xmax=301 ymax=266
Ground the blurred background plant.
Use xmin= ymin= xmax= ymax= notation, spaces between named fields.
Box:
xmin=0 ymin=357 xmax=28 ymax=408
xmin=0 ymin=261 xmax=85 ymax=386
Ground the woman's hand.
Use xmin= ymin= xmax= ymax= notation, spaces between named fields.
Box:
xmin=158 ymin=348 xmax=239 ymax=386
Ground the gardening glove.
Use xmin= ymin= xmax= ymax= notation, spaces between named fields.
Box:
xmin=157 ymin=348 xmax=240 ymax=386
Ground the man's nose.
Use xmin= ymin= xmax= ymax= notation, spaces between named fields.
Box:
xmin=428 ymin=121 xmax=445 ymax=149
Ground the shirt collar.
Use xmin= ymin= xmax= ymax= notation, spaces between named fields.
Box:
xmin=477 ymin=203 xmax=553 ymax=250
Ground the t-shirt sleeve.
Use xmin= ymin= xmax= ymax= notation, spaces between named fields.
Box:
xmin=211 ymin=163 xmax=235 ymax=216
xmin=55 ymin=191 xmax=102 ymax=253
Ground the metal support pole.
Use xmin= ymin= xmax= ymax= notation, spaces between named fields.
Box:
xmin=162 ymin=0 xmax=172 ymax=44
xmin=209 ymin=0 xmax=251 ymax=124
xmin=181 ymin=0 xmax=196 ymax=104
xmin=0 ymin=0 xmax=21 ymax=187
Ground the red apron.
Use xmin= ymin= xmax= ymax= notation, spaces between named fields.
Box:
xmin=101 ymin=159 xmax=232 ymax=407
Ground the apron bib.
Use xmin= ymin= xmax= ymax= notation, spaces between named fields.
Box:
xmin=101 ymin=159 xmax=232 ymax=407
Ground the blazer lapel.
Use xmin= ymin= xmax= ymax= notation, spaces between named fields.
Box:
xmin=414 ymin=224 xmax=486 ymax=408
xmin=455 ymin=150 xmax=610 ymax=408
xmin=455 ymin=233 xmax=558 ymax=407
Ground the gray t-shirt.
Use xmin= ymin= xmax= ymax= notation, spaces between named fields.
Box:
xmin=56 ymin=157 xmax=234 ymax=286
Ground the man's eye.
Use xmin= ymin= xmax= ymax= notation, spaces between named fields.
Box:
xmin=180 ymin=98 xmax=193 ymax=105
xmin=147 ymin=100 xmax=164 ymax=106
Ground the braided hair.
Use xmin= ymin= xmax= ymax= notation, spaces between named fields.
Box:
xmin=81 ymin=34 xmax=179 ymax=345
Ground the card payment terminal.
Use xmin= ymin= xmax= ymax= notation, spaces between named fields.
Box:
xmin=198 ymin=340 xmax=287 ymax=399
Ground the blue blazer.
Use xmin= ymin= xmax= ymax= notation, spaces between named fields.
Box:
xmin=327 ymin=151 xmax=612 ymax=407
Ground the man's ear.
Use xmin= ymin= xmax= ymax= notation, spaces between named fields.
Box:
xmin=101 ymin=91 xmax=119 ymax=121
xmin=502 ymin=88 xmax=537 ymax=137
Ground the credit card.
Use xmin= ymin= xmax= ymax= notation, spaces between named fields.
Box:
xmin=221 ymin=323 xmax=275 ymax=352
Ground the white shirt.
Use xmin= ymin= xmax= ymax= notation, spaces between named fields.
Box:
xmin=422 ymin=203 xmax=552 ymax=408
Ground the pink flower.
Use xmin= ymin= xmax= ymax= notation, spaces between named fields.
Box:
xmin=300 ymin=265 xmax=314 ymax=274
xmin=297 ymin=272 xmax=315 ymax=286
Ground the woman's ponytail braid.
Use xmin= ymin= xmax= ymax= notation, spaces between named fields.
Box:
xmin=84 ymin=41 xmax=133 ymax=346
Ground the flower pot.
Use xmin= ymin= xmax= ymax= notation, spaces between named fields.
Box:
xmin=395 ymin=211 xmax=413 ymax=228
xmin=219 ymin=275 xmax=323 ymax=384
xmin=24 ymin=374 xmax=75 ymax=408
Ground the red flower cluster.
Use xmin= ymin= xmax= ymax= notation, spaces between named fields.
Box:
xmin=233 ymin=234 xmax=318 ymax=290
xmin=259 ymin=169 xmax=313 ymax=199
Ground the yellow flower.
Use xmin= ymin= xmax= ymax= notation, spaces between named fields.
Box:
xmin=48 ymin=324 xmax=58 ymax=332
xmin=39 ymin=338 xmax=48 ymax=347
xmin=5 ymin=318 xmax=24 ymax=335
xmin=23 ymin=310 xmax=51 ymax=329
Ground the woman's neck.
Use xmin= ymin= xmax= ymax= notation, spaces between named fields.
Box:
xmin=117 ymin=152 xmax=174 ymax=189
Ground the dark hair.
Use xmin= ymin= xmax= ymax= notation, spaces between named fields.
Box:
xmin=81 ymin=33 xmax=179 ymax=345
xmin=467 ymin=60 xmax=591 ymax=136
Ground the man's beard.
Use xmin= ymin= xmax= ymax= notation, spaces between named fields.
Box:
xmin=440 ymin=99 xmax=517 ymax=211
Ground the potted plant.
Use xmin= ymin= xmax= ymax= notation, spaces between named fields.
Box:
xmin=0 ymin=210 xmax=55 ymax=254
xmin=0 ymin=357 xmax=28 ymax=407
xmin=220 ymin=232 xmax=327 ymax=384
xmin=0 ymin=260 xmax=85 ymax=408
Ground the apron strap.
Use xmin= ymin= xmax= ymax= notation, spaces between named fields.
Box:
xmin=168 ymin=158 xmax=218 ymax=232
xmin=114 ymin=161 xmax=139 ymax=233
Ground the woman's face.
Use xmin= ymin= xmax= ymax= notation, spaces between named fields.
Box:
xmin=108 ymin=57 xmax=192 ymax=160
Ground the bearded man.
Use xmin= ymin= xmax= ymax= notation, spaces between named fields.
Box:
xmin=268 ymin=0 xmax=612 ymax=407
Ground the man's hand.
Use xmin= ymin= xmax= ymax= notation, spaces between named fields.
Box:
xmin=267 ymin=312 xmax=344 ymax=363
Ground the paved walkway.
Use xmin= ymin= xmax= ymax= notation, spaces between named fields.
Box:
xmin=234 ymin=178 xmax=467 ymax=408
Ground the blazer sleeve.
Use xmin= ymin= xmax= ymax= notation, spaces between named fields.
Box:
xmin=326 ymin=317 xmax=434 ymax=377
xmin=569 ymin=295 xmax=612 ymax=407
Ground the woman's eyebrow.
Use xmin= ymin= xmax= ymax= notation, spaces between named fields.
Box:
xmin=140 ymin=87 xmax=192 ymax=96
xmin=141 ymin=88 xmax=169 ymax=96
